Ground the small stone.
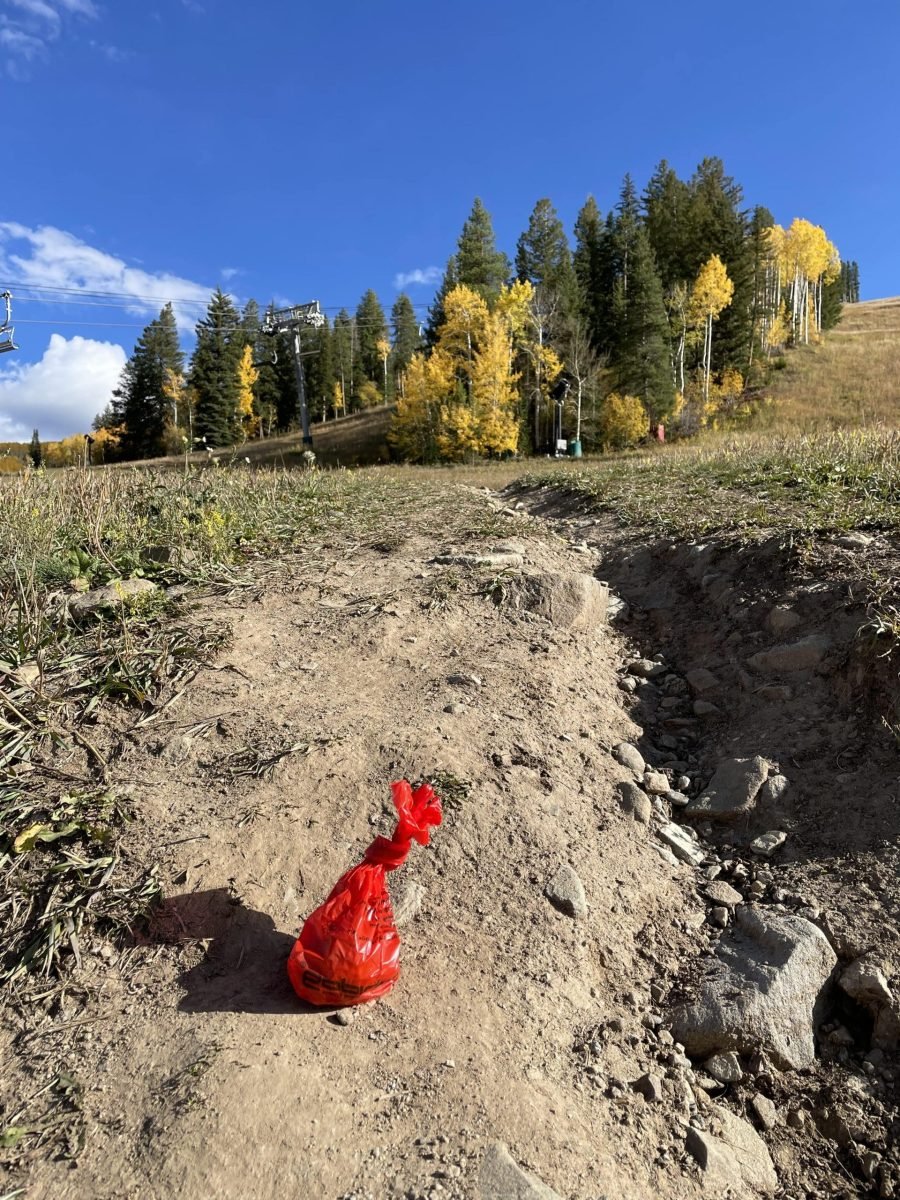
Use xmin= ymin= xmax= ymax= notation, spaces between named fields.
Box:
xmin=751 ymin=1094 xmax=778 ymax=1130
xmin=705 ymin=881 xmax=743 ymax=908
xmin=839 ymin=957 xmax=893 ymax=1007
xmin=628 ymin=658 xmax=667 ymax=679
xmin=545 ymin=865 xmax=587 ymax=919
xmin=747 ymin=880 xmax=766 ymax=898
xmin=12 ymin=661 xmax=40 ymax=688
xmin=767 ymin=606 xmax=802 ymax=635
xmin=447 ymin=673 xmax=482 ymax=689
xmin=393 ymin=880 xmax=426 ymax=926
xmin=657 ymin=823 xmax=705 ymax=867
xmin=331 ymin=1009 xmax=353 ymax=1026
xmin=478 ymin=1142 xmax=562 ymax=1200
xmin=861 ymin=1151 xmax=882 ymax=1182
xmin=617 ymin=781 xmax=652 ymax=824
xmin=837 ymin=532 xmax=874 ymax=549
xmin=443 ymin=702 xmax=467 ymax=715
xmin=619 ymin=676 xmax=638 ymax=694
xmin=704 ymin=1051 xmax=743 ymax=1083
xmin=677 ymin=775 xmax=692 ymax=791
xmin=688 ymin=1103 xmax=777 ymax=1195
xmin=786 ymin=1108 xmax=805 ymax=1130
xmin=748 ymin=635 xmax=831 ymax=675
xmin=686 ymin=668 xmax=720 ymax=694
xmin=758 ymin=774 xmax=790 ymax=806
xmin=653 ymin=844 xmax=681 ymax=868
xmin=693 ymin=700 xmax=722 ymax=717
xmin=612 ymin=742 xmax=645 ymax=775
xmin=69 ymin=577 xmax=161 ymax=618
xmin=827 ymin=1024 xmax=855 ymax=1046
xmin=750 ymin=831 xmax=787 ymax=857
xmin=666 ymin=789 xmax=690 ymax=808
xmin=709 ymin=906 xmax=729 ymax=929
xmin=633 ymin=1072 xmax=663 ymax=1103
xmin=644 ymin=770 xmax=671 ymax=795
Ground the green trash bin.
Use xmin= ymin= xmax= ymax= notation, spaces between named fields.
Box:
xmin=568 ymin=439 xmax=582 ymax=459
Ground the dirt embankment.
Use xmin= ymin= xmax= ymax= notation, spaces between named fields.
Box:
xmin=3 ymin=481 xmax=899 ymax=1200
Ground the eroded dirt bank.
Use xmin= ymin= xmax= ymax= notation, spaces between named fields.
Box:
xmin=3 ymin=482 xmax=899 ymax=1200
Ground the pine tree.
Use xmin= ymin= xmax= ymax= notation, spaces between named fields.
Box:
xmin=252 ymin=305 xmax=293 ymax=436
xmin=573 ymin=196 xmax=604 ymax=345
xmin=614 ymin=174 xmax=642 ymax=296
xmin=190 ymin=289 xmax=242 ymax=446
xmin=331 ymin=310 xmax=354 ymax=415
xmin=303 ymin=319 xmax=334 ymax=421
xmin=116 ymin=302 xmax=184 ymax=460
xmin=642 ymin=160 xmax=692 ymax=291
xmin=455 ymin=198 xmax=510 ymax=302
xmin=424 ymin=256 xmax=458 ymax=347
xmin=614 ymin=228 xmax=674 ymax=424
xmin=515 ymin=198 xmax=578 ymax=318
xmin=391 ymin=293 xmax=421 ymax=395
xmin=29 ymin=429 xmax=41 ymax=468
xmin=684 ymin=158 xmax=753 ymax=370
xmin=354 ymin=289 xmax=388 ymax=394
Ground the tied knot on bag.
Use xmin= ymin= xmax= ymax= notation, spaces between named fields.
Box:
xmin=363 ymin=780 xmax=442 ymax=872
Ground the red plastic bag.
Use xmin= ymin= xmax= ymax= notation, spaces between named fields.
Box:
xmin=287 ymin=780 xmax=441 ymax=1007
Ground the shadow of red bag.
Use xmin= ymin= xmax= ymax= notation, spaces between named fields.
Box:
xmin=287 ymin=780 xmax=441 ymax=1007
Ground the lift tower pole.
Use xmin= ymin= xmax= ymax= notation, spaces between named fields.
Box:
xmin=262 ymin=301 xmax=326 ymax=446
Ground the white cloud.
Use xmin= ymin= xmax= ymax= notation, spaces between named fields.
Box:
xmin=0 ymin=334 xmax=126 ymax=441
xmin=0 ymin=222 xmax=215 ymax=333
xmin=1 ymin=0 xmax=98 ymax=75
xmin=221 ymin=267 xmax=241 ymax=282
xmin=393 ymin=266 xmax=442 ymax=290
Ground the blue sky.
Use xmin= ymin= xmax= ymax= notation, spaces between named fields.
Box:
xmin=1 ymin=0 xmax=898 ymax=439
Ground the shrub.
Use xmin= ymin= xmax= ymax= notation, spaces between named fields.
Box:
xmin=599 ymin=393 xmax=647 ymax=450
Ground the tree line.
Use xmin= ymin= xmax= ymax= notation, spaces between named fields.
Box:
xmin=88 ymin=155 xmax=856 ymax=463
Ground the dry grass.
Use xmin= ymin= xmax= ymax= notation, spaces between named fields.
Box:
xmin=761 ymin=298 xmax=900 ymax=431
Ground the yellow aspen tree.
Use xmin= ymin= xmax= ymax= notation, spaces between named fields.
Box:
xmin=438 ymin=285 xmax=490 ymax=394
xmin=470 ymin=313 xmax=520 ymax=456
xmin=236 ymin=345 xmax=259 ymax=437
xmin=332 ymin=380 xmax=345 ymax=417
xmin=376 ymin=337 xmax=391 ymax=403
xmin=690 ymin=255 xmax=734 ymax=405
xmin=389 ymin=349 xmax=454 ymax=462
xmin=599 ymin=393 xmax=647 ymax=449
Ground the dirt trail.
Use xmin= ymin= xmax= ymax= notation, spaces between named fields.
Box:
xmin=16 ymin=505 xmax=712 ymax=1200
xmin=8 ymin=483 xmax=899 ymax=1200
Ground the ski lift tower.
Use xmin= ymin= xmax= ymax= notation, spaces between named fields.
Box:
xmin=262 ymin=301 xmax=326 ymax=447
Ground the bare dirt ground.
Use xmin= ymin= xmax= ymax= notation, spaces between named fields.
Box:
xmin=3 ymin=481 xmax=899 ymax=1199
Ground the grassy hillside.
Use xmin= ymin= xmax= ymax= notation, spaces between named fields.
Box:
xmin=760 ymin=297 xmax=900 ymax=431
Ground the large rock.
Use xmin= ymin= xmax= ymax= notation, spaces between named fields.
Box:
xmin=508 ymin=573 xmax=608 ymax=630
xmin=671 ymin=905 xmax=837 ymax=1069
xmin=686 ymin=757 xmax=770 ymax=822
xmin=687 ymin=1101 xmax=777 ymax=1195
xmin=747 ymin=635 xmax=831 ymax=674
xmin=479 ymin=1142 xmax=562 ymax=1200
xmin=69 ymin=577 xmax=161 ymax=617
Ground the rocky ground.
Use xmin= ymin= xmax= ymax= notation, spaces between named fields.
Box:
xmin=2 ymin=479 xmax=898 ymax=1199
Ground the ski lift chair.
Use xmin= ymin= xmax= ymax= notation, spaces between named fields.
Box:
xmin=0 ymin=292 xmax=17 ymax=353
